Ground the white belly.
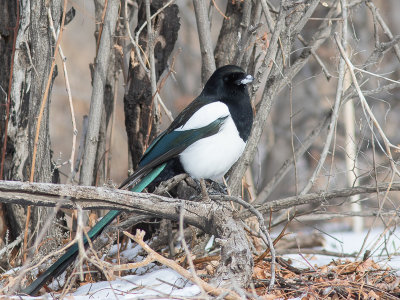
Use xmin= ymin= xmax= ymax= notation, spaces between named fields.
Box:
xmin=179 ymin=116 xmax=246 ymax=181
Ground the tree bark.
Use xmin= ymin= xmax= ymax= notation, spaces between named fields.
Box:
xmin=214 ymin=1 xmax=244 ymax=68
xmin=92 ymin=0 xmax=120 ymax=186
xmin=79 ymin=0 xmax=119 ymax=186
xmin=124 ymin=0 xmax=180 ymax=169
xmin=0 ymin=0 xmax=63 ymax=248
xmin=0 ymin=0 xmax=18 ymax=247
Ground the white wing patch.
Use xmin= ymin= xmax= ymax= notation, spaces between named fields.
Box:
xmin=175 ymin=102 xmax=229 ymax=131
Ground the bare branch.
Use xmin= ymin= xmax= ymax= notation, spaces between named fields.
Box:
xmin=366 ymin=1 xmax=400 ymax=62
xmin=1 ymin=180 xmax=400 ymax=224
xmin=240 ymin=182 xmax=400 ymax=218
xmin=47 ymin=7 xmax=77 ymax=174
xmin=193 ymin=0 xmax=216 ymax=83
xmin=228 ymin=1 xmax=288 ymax=196
xmin=124 ymin=230 xmax=241 ymax=300
xmin=229 ymin=4 xmax=338 ymax=196
xmin=255 ymin=112 xmax=332 ymax=204
xmin=334 ymin=34 xmax=400 ymax=171
xmin=79 ymin=0 xmax=120 ymax=186
xmin=145 ymin=0 xmax=159 ymax=124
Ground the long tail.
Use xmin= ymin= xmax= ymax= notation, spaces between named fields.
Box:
xmin=21 ymin=163 xmax=166 ymax=296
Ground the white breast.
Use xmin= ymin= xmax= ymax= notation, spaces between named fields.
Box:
xmin=178 ymin=106 xmax=246 ymax=181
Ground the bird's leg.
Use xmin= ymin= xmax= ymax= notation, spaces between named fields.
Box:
xmin=222 ymin=177 xmax=235 ymax=209
xmin=200 ymin=178 xmax=210 ymax=201
xmin=222 ymin=177 xmax=231 ymax=195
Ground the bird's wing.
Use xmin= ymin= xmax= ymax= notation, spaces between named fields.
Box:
xmin=119 ymin=114 xmax=228 ymax=189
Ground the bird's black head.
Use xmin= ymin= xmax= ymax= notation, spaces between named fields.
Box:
xmin=201 ymin=65 xmax=254 ymax=101
xmin=201 ymin=65 xmax=254 ymax=141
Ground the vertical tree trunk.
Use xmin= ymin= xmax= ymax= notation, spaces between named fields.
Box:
xmin=92 ymin=0 xmax=120 ymax=187
xmin=0 ymin=0 xmax=62 ymax=253
xmin=214 ymin=1 xmax=245 ymax=68
xmin=124 ymin=0 xmax=180 ymax=169
xmin=0 ymin=0 xmax=18 ymax=248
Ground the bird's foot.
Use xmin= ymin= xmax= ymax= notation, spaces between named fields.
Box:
xmin=207 ymin=180 xmax=229 ymax=195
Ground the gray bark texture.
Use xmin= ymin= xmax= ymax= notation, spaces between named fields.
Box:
xmin=79 ymin=0 xmax=119 ymax=186
xmin=124 ymin=0 xmax=180 ymax=169
xmin=193 ymin=0 xmax=216 ymax=84
xmin=0 ymin=0 xmax=63 ymax=255
xmin=214 ymin=1 xmax=244 ymax=68
xmin=92 ymin=0 xmax=120 ymax=187
xmin=0 ymin=0 xmax=18 ymax=247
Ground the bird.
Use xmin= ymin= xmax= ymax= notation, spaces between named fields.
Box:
xmin=22 ymin=65 xmax=254 ymax=295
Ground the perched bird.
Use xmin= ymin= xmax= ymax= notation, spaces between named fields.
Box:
xmin=23 ymin=65 xmax=254 ymax=295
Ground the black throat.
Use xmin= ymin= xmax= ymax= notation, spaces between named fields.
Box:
xmin=219 ymin=88 xmax=253 ymax=142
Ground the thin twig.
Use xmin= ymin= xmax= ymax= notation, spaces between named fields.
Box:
xmin=297 ymin=34 xmax=332 ymax=80
xmin=106 ymin=74 xmax=118 ymax=179
xmin=145 ymin=0 xmax=159 ymax=125
xmin=366 ymin=1 xmax=400 ymax=62
xmin=124 ymin=0 xmax=174 ymax=124
xmin=134 ymin=0 xmax=175 ymax=49
xmin=0 ymin=233 xmax=23 ymax=257
xmin=124 ymin=230 xmax=241 ymax=300
xmin=255 ymin=112 xmax=331 ymax=204
xmin=276 ymin=248 xmax=358 ymax=257
xmin=48 ymin=7 xmax=77 ymax=174
xmin=96 ymin=0 xmax=108 ymax=55
xmin=211 ymin=0 xmax=229 ymax=20
xmin=123 ymin=0 xmax=148 ymax=73
xmin=334 ymin=34 xmax=400 ymax=169
xmin=352 ymin=66 xmax=400 ymax=85
xmin=289 ymin=84 xmax=298 ymax=196
xmin=299 ymin=34 xmax=346 ymax=195
xmin=239 ymin=182 xmax=400 ymax=218
xmin=8 ymin=233 xmax=82 ymax=293
xmin=179 ymin=202 xmax=209 ymax=298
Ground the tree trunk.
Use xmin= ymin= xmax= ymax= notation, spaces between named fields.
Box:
xmin=0 ymin=0 xmax=62 ymax=254
xmin=124 ymin=0 xmax=180 ymax=169
xmin=0 ymin=0 xmax=18 ymax=247
xmin=92 ymin=0 xmax=120 ymax=186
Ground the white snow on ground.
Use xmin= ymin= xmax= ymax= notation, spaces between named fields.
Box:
xmin=71 ymin=269 xmax=200 ymax=299
xmin=281 ymin=227 xmax=400 ymax=271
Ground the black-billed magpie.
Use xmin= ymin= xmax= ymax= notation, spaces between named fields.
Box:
xmin=22 ymin=65 xmax=253 ymax=295
xmin=120 ymin=64 xmax=254 ymax=189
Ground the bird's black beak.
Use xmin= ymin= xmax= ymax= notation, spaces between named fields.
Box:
xmin=234 ymin=74 xmax=254 ymax=85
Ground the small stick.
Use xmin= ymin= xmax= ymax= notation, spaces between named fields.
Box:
xmin=48 ymin=7 xmax=77 ymax=174
xmin=179 ymin=202 xmax=209 ymax=298
xmin=297 ymin=34 xmax=332 ymax=80
xmin=124 ymin=230 xmax=241 ymax=300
